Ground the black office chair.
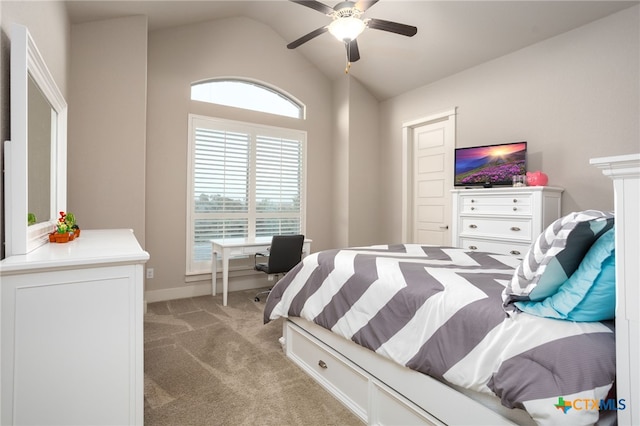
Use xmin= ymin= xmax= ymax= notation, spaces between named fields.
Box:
xmin=254 ymin=234 xmax=305 ymax=302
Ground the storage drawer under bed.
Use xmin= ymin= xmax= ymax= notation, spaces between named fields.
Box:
xmin=284 ymin=319 xmax=443 ymax=426
xmin=285 ymin=320 xmax=369 ymax=421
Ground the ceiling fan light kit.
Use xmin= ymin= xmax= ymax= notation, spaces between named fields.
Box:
xmin=288 ymin=0 xmax=417 ymax=72
xmin=328 ymin=16 xmax=366 ymax=42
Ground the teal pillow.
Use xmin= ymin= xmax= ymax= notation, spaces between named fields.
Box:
xmin=502 ymin=210 xmax=614 ymax=311
xmin=515 ymin=228 xmax=615 ymax=321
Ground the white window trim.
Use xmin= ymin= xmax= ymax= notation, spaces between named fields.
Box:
xmin=186 ymin=114 xmax=307 ymax=275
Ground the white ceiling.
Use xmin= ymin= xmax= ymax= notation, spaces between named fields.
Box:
xmin=65 ymin=0 xmax=638 ymax=100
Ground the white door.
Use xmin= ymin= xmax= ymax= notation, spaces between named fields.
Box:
xmin=406 ymin=112 xmax=455 ymax=245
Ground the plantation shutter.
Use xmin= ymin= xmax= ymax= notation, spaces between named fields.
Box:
xmin=188 ymin=115 xmax=306 ymax=274
xmin=192 ymin=128 xmax=250 ymax=262
xmin=255 ymin=135 xmax=302 ymax=236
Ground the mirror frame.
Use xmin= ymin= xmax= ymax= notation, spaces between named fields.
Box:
xmin=4 ymin=23 xmax=67 ymax=255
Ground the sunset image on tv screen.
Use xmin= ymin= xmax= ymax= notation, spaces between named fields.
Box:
xmin=454 ymin=142 xmax=527 ymax=186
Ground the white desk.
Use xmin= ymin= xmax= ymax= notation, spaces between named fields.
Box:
xmin=211 ymin=237 xmax=312 ymax=306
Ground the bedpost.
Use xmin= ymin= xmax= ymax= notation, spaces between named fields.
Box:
xmin=591 ymin=153 xmax=640 ymax=426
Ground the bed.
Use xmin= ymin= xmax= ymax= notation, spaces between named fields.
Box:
xmin=263 ymin=153 xmax=639 ymax=426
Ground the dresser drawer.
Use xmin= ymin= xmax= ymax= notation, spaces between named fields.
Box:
xmin=459 ymin=217 xmax=533 ymax=241
xmin=452 ymin=187 xmax=562 ymax=261
xmin=286 ymin=322 xmax=369 ymax=421
xmin=459 ymin=194 xmax=532 ymax=215
xmin=459 ymin=237 xmax=530 ymax=258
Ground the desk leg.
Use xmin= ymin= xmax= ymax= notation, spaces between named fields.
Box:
xmin=211 ymin=248 xmax=218 ymax=296
xmin=222 ymin=251 xmax=230 ymax=307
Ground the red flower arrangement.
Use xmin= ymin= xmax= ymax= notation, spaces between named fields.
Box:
xmin=49 ymin=211 xmax=80 ymax=243
xmin=56 ymin=211 xmax=70 ymax=234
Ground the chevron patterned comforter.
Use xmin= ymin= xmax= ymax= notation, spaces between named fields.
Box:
xmin=264 ymin=244 xmax=616 ymax=425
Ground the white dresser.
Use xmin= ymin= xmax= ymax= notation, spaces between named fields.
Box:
xmin=451 ymin=186 xmax=563 ymax=258
xmin=0 ymin=229 xmax=149 ymax=425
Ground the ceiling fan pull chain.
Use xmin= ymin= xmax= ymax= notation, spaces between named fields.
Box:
xmin=345 ymin=41 xmax=351 ymax=74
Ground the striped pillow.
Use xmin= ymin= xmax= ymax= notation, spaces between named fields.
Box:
xmin=514 ymin=228 xmax=616 ymax=321
xmin=502 ymin=210 xmax=614 ymax=312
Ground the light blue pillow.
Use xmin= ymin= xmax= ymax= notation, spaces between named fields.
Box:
xmin=515 ymin=228 xmax=615 ymax=321
xmin=502 ymin=210 xmax=614 ymax=312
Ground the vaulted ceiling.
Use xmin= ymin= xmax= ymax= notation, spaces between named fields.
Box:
xmin=66 ymin=1 xmax=638 ymax=100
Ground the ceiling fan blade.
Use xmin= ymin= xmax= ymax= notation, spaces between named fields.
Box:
xmin=290 ymin=0 xmax=334 ymax=15
xmin=346 ymin=39 xmax=360 ymax=62
xmin=287 ymin=26 xmax=329 ymax=49
xmin=366 ymin=18 xmax=417 ymax=37
xmin=354 ymin=0 xmax=379 ymax=12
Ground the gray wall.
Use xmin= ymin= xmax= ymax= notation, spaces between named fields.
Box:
xmin=332 ymin=75 xmax=381 ymax=249
xmin=145 ymin=16 xmax=335 ymax=294
xmin=378 ymin=6 xmax=640 ymax=243
xmin=347 ymin=77 xmax=381 ymax=246
xmin=68 ymin=16 xmax=148 ymax=245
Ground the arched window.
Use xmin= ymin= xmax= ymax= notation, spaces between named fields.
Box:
xmin=191 ymin=78 xmax=305 ymax=119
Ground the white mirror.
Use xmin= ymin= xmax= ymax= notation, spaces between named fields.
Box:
xmin=4 ymin=23 xmax=67 ymax=255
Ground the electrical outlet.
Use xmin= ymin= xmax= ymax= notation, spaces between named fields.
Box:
xmin=146 ymin=268 xmax=154 ymax=279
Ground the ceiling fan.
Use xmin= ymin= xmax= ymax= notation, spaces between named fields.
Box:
xmin=287 ymin=0 xmax=417 ymax=71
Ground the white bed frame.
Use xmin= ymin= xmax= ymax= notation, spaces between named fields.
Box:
xmin=281 ymin=153 xmax=639 ymax=425
xmin=591 ymin=153 xmax=640 ymax=426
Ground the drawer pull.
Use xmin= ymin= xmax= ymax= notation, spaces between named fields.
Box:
xmin=469 ymin=245 xmax=478 ymax=250
xmin=513 ymin=199 xmax=518 ymax=203
xmin=513 ymin=207 xmax=518 ymax=211
xmin=470 ymin=207 xmax=475 ymax=211
xmin=318 ymin=360 xmax=328 ymax=369
xmin=471 ymin=199 xmax=475 ymax=203
xmin=469 ymin=224 xmax=478 ymax=229
xmin=510 ymin=226 xmax=521 ymax=231
xmin=510 ymin=250 xmax=521 ymax=256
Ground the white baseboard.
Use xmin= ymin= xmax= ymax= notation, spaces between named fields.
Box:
xmin=144 ymin=277 xmax=268 ymax=303
xmin=145 ymin=283 xmax=211 ymax=303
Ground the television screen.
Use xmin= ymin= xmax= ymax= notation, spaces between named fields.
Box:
xmin=454 ymin=142 xmax=527 ymax=186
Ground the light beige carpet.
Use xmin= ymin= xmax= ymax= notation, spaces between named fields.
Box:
xmin=144 ymin=289 xmax=362 ymax=425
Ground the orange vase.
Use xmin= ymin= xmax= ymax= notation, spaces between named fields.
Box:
xmin=54 ymin=232 xmax=70 ymax=243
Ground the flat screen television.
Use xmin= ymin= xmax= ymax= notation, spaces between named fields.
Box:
xmin=454 ymin=141 xmax=527 ymax=187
